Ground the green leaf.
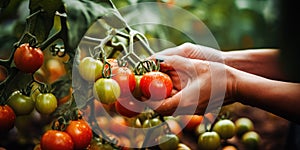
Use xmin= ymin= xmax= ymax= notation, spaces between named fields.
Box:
xmin=27 ymin=0 xmax=63 ymax=44
xmin=62 ymin=0 xmax=113 ymax=50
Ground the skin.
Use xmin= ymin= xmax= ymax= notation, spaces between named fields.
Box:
xmin=146 ymin=43 xmax=300 ymax=124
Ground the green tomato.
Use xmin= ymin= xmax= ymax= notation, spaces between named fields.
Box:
xmin=142 ymin=118 xmax=162 ymax=128
xmin=158 ymin=134 xmax=180 ymax=150
xmin=242 ymin=131 xmax=260 ymax=149
xmin=35 ymin=93 xmax=57 ymax=115
xmin=78 ymin=57 xmax=103 ymax=81
xmin=235 ymin=117 xmax=254 ymax=136
xmin=212 ymin=119 xmax=236 ymax=139
xmin=198 ymin=131 xmax=221 ymax=150
xmin=93 ymin=78 xmax=120 ymax=104
xmin=8 ymin=91 xmax=35 ymax=115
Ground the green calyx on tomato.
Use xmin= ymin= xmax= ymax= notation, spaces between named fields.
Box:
xmin=35 ymin=93 xmax=57 ymax=115
xmin=13 ymin=43 xmax=44 ymax=73
xmin=8 ymin=90 xmax=35 ymax=115
xmin=93 ymin=78 xmax=120 ymax=105
xmin=78 ymin=57 xmax=103 ymax=81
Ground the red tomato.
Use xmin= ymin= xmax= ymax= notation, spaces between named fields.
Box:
xmin=65 ymin=120 xmax=93 ymax=150
xmin=179 ymin=115 xmax=203 ymax=131
xmin=13 ymin=43 xmax=44 ymax=73
xmin=0 ymin=105 xmax=16 ymax=133
xmin=115 ymin=97 xmax=145 ymax=118
xmin=139 ymin=71 xmax=173 ymax=100
xmin=112 ymin=67 xmax=136 ymax=97
xmin=41 ymin=130 xmax=74 ymax=150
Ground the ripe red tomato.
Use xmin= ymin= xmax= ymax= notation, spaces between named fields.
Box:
xmin=112 ymin=67 xmax=136 ymax=97
xmin=115 ymin=97 xmax=145 ymax=118
xmin=13 ymin=43 xmax=44 ymax=73
xmin=93 ymin=78 xmax=120 ymax=104
xmin=0 ymin=105 xmax=16 ymax=133
xmin=40 ymin=130 xmax=74 ymax=150
xmin=78 ymin=57 xmax=103 ymax=81
xmin=65 ymin=120 xmax=93 ymax=150
xmin=139 ymin=71 xmax=173 ymax=101
xmin=179 ymin=115 xmax=203 ymax=131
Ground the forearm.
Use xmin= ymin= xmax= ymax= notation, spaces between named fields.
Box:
xmin=223 ymin=49 xmax=288 ymax=81
xmin=229 ymin=67 xmax=300 ymax=124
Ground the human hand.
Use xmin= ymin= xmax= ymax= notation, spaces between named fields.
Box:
xmin=152 ymin=43 xmax=224 ymax=63
xmin=146 ymin=55 xmax=232 ymax=116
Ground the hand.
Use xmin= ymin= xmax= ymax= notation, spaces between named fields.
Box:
xmin=152 ymin=43 xmax=224 ymax=63
xmin=146 ymin=55 xmax=232 ymax=116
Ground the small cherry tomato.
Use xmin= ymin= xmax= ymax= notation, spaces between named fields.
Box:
xmin=235 ymin=117 xmax=254 ymax=136
xmin=212 ymin=119 xmax=236 ymax=139
xmin=78 ymin=57 xmax=103 ymax=81
xmin=0 ymin=105 xmax=16 ymax=133
xmin=158 ymin=134 xmax=180 ymax=150
xmin=8 ymin=90 xmax=35 ymax=115
xmin=112 ymin=67 xmax=136 ymax=97
xmin=35 ymin=93 xmax=57 ymax=115
xmin=93 ymin=78 xmax=120 ymax=104
xmin=13 ymin=43 xmax=44 ymax=73
xmin=140 ymin=71 xmax=173 ymax=101
xmin=115 ymin=97 xmax=145 ymax=118
xmin=40 ymin=130 xmax=74 ymax=150
xmin=65 ymin=120 xmax=93 ymax=150
xmin=142 ymin=118 xmax=162 ymax=128
xmin=198 ymin=131 xmax=221 ymax=150
xmin=242 ymin=131 xmax=260 ymax=148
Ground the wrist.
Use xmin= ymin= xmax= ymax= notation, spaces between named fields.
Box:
xmin=225 ymin=65 xmax=240 ymax=104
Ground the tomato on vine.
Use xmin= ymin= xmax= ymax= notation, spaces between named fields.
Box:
xmin=0 ymin=105 xmax=16 ymax=133
xmin=65 ymin=120 xmax=93 ymax=150
xmin=8 ymin=90 xmax=35 ymax=115
xmin=40 ymin=130 xmax=74 ymax=150
xmin=198 ymin=131 xmax=221 ymax=150
xmin=13 ymin=43 xmax=44 ymax=73
xmin=139 ymin=71 xmax=173 ymax=101
xmin=78 ymin=57 xmax=103 ymax=81
xmin=93 ymin=78 xmax=120 ymax=105
xmin=115 ymin=97 xmax=145 ymax=118
xmin=35 ymin=93 xmax=57 ymax=115
xmin=158 ymin=134 xmax=180 ymax=150
xmin=112 ymin=66 xmax=136 ymax=97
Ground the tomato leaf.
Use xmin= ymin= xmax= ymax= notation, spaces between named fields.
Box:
xmin=27 ymin=0 xmax=63 ymax=43
xmin=62 ymin=0 xmax=113 ymax=50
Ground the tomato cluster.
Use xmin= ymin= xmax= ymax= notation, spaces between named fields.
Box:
xmin=78 ymin=57 xmax=173 ymax=118
xmin=40 ymin=120 xmax=93 ymax=150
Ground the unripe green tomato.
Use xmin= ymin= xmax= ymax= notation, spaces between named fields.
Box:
xmin=198 ymin=131 xmax=221 ymax=150
xmin=212 ymin=119 xmax=236 ymax=139
xmin=235 ymin=117 xmax=254 ymax=136
xmin=242 ymin=131 xmax=260 ymax=149
xmin=158 ymin=134 xmax=180 ymax=150
xmin=8 ymin=91 xmax=35 ymax=115
xmin=93 ymin=78 xmax=120 ymax=105
xmin=78 ymin=57 xmax=103 ymax=81
xmin=35 ymin=93 xmax=57 ymax=115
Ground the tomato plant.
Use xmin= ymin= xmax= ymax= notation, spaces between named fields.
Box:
xmin=40 ymin=130 xmax=74 ymax=150
xmin=35 ymin=93 xmax=58 ymax=115
xmin=8 ymin=90 xmax=35 ymax=115
xmin=112 ymin=67 xmax=136 ymax=97
xmin=139 ymin=71 xmax=173 ymax=101
xmin=93 ymin=78 xmax=120 ymax=104
xmin=78 ymin=57 xmax=103 ymax=81
xmin=198 ymin=131 xmax=221 ymax=150
xmin=13 ymin=43 xmax=44 ymax=73
xmin=65 ymin=120 xmax=93 ymax=150
xmin=158 ymin=134 xmax=179 ymax=150
xmin=115 ymin=97 xmax=145 ymax=118
xmin=212 ymin=119 xmax=236 ymax=139
xmin=0 ymin=105 xmax=16 ymax=133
